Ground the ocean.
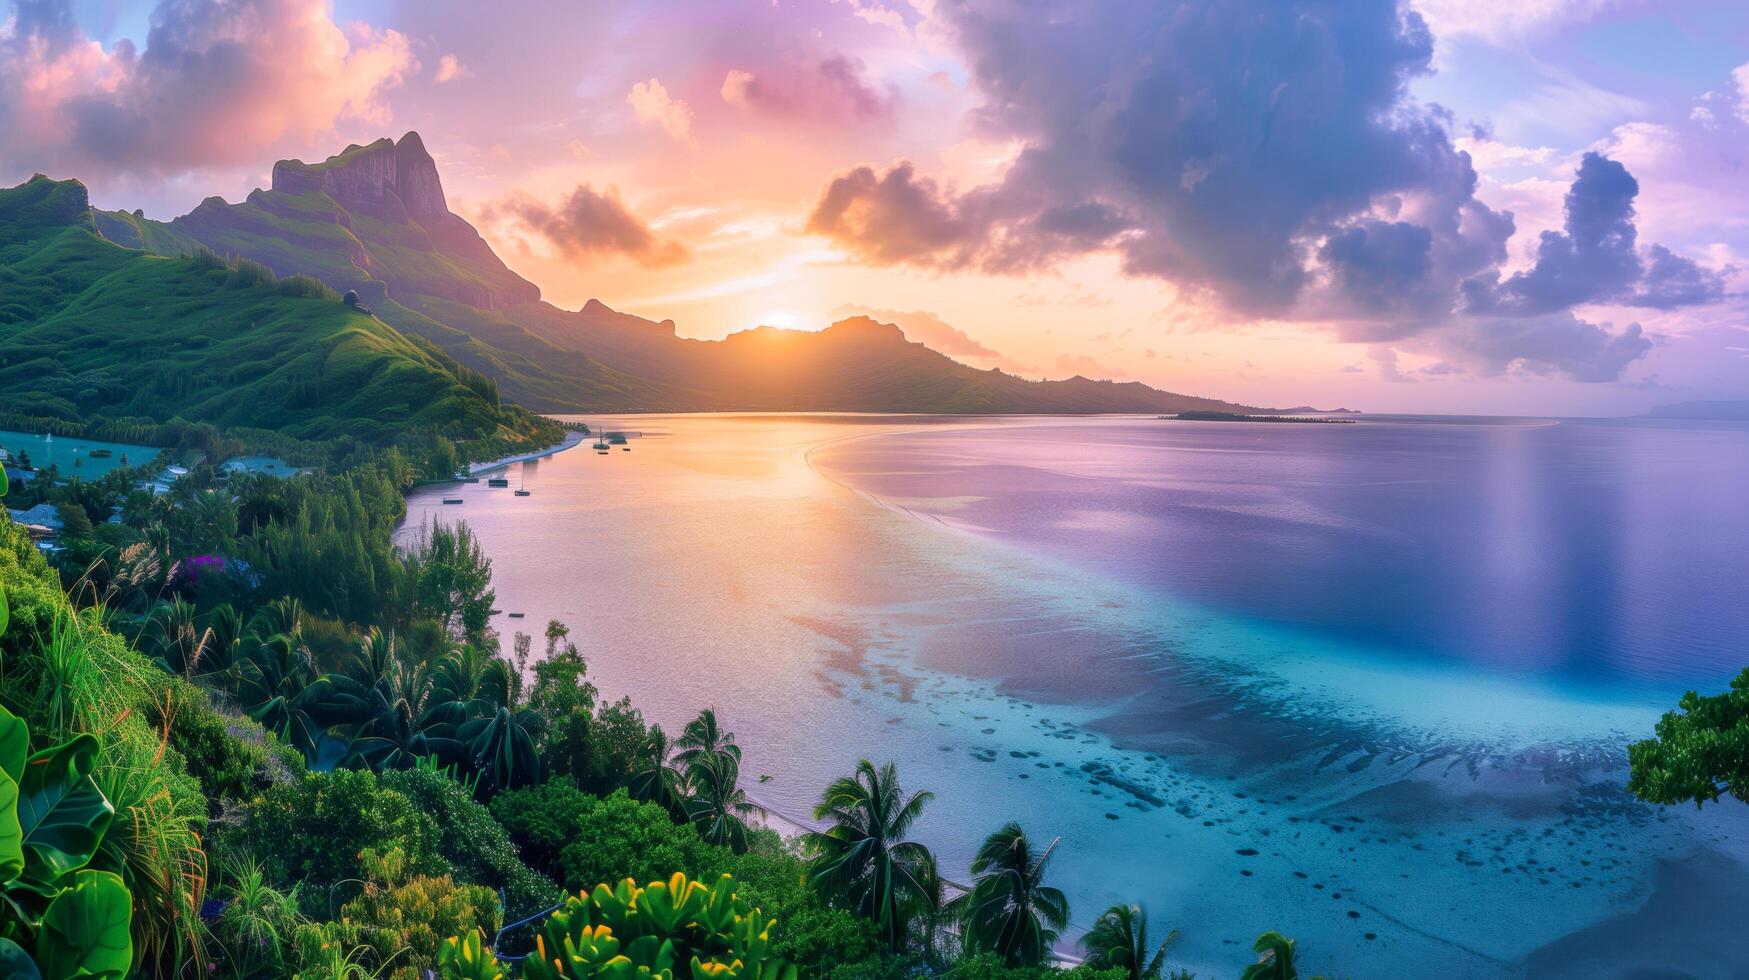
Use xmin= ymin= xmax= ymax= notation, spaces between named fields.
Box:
xmin=402 ymin=414 xmax=1749 ymax=978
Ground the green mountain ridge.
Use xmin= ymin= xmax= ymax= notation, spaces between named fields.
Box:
xmin=0 ymin=173 xmax=556 ymax=459
xmin=100 ymin=132 xmax=1299 ymax=415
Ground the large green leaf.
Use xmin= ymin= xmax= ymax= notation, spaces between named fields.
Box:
xmin=0 ymin=705 xmax=28 ymax=784
xmin=0 ymin=937 xmax=42 ymax=980
xmin=38 ymin=869 xmax=131 ymax=980
xmin=0 ymin=771 xmax=21 ymax=884
xmin=17 ymin=734 xmax=113 ymax=885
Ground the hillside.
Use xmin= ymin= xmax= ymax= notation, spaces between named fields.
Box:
xmin=0 ymin=174 xmax=557 ymax=456
xmin=110 ymin=132 xmax=1285 ymax=415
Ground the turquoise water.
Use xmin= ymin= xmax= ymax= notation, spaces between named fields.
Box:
xmin=0 ymin=429 xmax=156 ymax=477
xmin=220 ymin=455 xmax=303 ymax=477
xmin=400 ymin=415 xmax=1749 ymax=977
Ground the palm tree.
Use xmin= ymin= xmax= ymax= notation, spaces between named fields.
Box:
xmin=674 ymin=707 xmax=741 ymax=769
xmin=682 ymin=751 xmax=763 ymax=853
xmin=627 ymin=723 xmax=686 ymax=815
xmin=344 ymin=627 xmax=399 ymax=694
xmin=235 ymin=632 xmax=329 ymax=761
xmin=1081 ymin=904 xmax=1178 ymax=979
xmin=249 ymin=596 xmax=304 ymax=645
xmin=459 ymin=704 xmax=545 ymax=793
xmin=950 ymin=822 xmax=1069 ymax=966
xmin=339 ymin=655 xmax=467 ymax=773
xmin=430 ymin=642 xmax=511 ymax=708
xmin=1241 ymin=931 xmax=1299 ymax=980
xmin=802 ymin=760 xmax=940 ymax=950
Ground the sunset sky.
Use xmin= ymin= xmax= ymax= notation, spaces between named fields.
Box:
xmin=3 ymin=0 xmax=1747 ymax=415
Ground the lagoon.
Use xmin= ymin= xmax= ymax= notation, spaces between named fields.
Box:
xmin=402 ymin=414 xmax=1749 ymax=978
xmin=0 ymin=429 xmax=157 ymax=478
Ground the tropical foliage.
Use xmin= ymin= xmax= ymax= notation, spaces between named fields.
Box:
xmin=1629 ymin=667 xmax=1749 ymax=808
xmin=950 ymin=823 xmax=1070 ymax=967
xmin=1079 ymin=905 xmax=1182 ymax=980
xmin=802 ymin=760 xmax=941 ymax=951
xmin=440 ymin=872 xmax=796 ymax=980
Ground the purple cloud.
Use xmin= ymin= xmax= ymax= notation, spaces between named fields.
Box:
xmin=1461 ymin=153 xmax=1725 ymax=317
xmin=721 ymin=55 xmax=898 ymax=123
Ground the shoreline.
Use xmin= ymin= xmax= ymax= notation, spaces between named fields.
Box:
xmin=467 ymin=429 xmax=587 ymax=475
xmin=398 ymin=414 xmax=1749 ymax=978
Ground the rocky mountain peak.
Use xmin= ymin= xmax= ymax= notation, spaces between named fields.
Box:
xmin=269 ymin=132 xmax=447 ymax=220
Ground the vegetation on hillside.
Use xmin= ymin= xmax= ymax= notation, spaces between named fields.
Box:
xmin=0 ymin=175 xmax=558 ymax=465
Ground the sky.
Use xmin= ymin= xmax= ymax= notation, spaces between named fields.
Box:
xmin=2 ymin=0 xmax=1747 ymax=415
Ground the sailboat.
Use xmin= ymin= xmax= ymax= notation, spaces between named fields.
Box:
xmin=514 ymin=469 xmax=531 ymax=496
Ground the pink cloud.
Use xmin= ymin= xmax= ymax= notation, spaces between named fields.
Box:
xmin=627 ymin=78 xmax=694 ymax=145
xmin=0 ymin=0 xmax=415 ymax=178
xmin=719 ymin=54 xmax=898 ymax=124
xmin=485 ymin=184 xmax=688 ymax=268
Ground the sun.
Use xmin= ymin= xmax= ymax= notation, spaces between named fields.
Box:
xmin=757 ymin=310 xmax=801 ymax=328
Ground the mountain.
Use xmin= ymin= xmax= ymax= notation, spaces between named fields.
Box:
xmin=101 ymin=132 xmax=1293 ymax=416
xmin=0 ymin=173 xmax=555 ymax=455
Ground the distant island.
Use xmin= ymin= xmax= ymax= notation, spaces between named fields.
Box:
xmin=1173 ymin=411 xmax=1357 ymax=424
xmin=1643 ymin=400 xmax=1749 ymax=421
xmin=82 ymin=131 xmax=1337 ymax=418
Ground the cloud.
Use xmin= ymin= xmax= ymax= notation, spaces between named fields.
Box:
xmin=1410 ymin=0 xmax=1618 ymax=43
xmin=1429 ymin=313 xmax=1651 ymax=382
xmin=626 ymin=77 xmax=693 ymax=144
xmin=805 ymin=159 xmax=1126 ymax=274
xmin=799 ymin=0 xmax=1725 ymax=385
xmin=807 ymin=0 xmax=1491 ymax=312
xmin=0 ymin=0 xmax=415 ymax=177
xmin=720 ymin=55 xmax=897 ymax=123
xmin=434 ymin=53 xmax=471 ymax=83
xmin=830 ymin=305 xmax=1000 ymax=357
xmin=1465 ymin=152 xmax=1724 ymax=314
xmin=485 ymin=184 xmax=687 ymax=267
xmin=1735 ymin=63 xmax=1749 ymax=125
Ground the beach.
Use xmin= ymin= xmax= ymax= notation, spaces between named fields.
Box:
xmin=468 ymin=429 xmax=589 ymax=476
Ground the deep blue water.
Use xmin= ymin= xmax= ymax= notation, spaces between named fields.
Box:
xmin=814 ymin=415 xmax=1749 ymax=700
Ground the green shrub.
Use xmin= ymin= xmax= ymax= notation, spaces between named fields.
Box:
xmin=145 ymin=674 xmax=292 ymax=812
xmin=490 ymin=785 xmax=727 ymax=894
xmin=488 ymin=779 xmax=593 ymax=877
xmin=729 ymin=838 xmax=883 ymax=974
xmin=942 ymin=955 xmax=1127 ymax=979
xmin=379 ymin=767 xmax=561 ymax=919
xmin=210 ymin=852 xmax=303 ymax=980
xmin=439 ymin=872 xmax=795 ymax=980
xmin=228 ymin=769 xmax=443 ymax=917
xmin=295 ymin=847 xmax=499 ymax=980
xmin=276 ymin=274 xmax=339 ymax=302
